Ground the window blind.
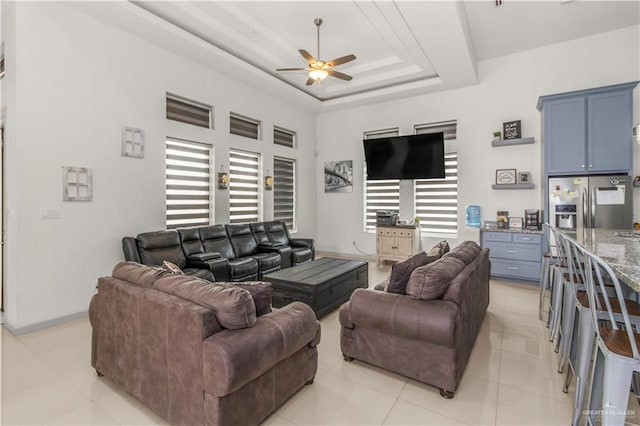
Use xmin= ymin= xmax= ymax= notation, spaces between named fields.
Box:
xmin=166 ymin=95 xmax=212 ymax=129
xmin=273 ymin=126 xmax=296 ymax=148
xmin=414 ymin=121 xmax=458 ymax=237
xmin=165 ymin=139 xmax=212 ymax=229
xmin=229 ymin=149 xmax=261 ymax=223
xmin=230 ymin=113 xmax=261 ymax=140
xmin=273 ymin=157 xmax=296 ymax=230
xmin=363 ymin=128 xmax=400 ymax=232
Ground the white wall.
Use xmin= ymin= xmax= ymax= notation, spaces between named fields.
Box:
xmin=2 ymin=2 xmax=317 ymax=330
xmin=316 ymin=25 xmax=640 ymax=256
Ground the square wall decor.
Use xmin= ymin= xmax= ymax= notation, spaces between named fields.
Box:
xmin=63 ymin=166 xmax=92 ymax=201
xmin=121 ymin=126 xmax=145 ymax=158
xmin=324 ymin=160 xmax=353 ymax=193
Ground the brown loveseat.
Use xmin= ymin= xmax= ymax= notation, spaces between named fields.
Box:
xmin=89 ymin=262 xmax=320 ymax=425
xmin=339 ymin=241 xmax=490 ymax=398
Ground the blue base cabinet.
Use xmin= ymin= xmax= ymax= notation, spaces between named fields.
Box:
xmin=481 ymin=231 xmax=542 ymax=282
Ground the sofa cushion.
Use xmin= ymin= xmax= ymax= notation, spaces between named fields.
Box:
xmin=162 ymin=260 xmax=184 ymax=274
xmin=387 ymin=252 xmax=429 ymax=294
xmin=406 ymin=257 xmax=466 ymax=301
xmin=137 ymin=230 xmax=187 ymax=268
xmin=112 ymin=261 xmax=171 ymax=289
xmin=231 ymin=282 xmax=273 ymax=316
xmin=153 ymin=275 xmax=257 ymax=330
xmin=444 ymin=241 xmax=481 ymax=265
xmin=428 ymin=240 xmax=450 ymax=257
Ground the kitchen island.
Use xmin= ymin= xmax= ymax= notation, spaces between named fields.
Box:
xmin=571 ymin=229 xmax=640 ymax=291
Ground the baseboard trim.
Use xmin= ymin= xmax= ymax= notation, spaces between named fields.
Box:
xmin=316 ymin=251 xmax=377 ymax=262
xmin=4 ymin=310 xmax=88 ymax=336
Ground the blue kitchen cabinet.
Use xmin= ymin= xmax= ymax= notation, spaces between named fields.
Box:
xmin=538 ymin=82 xmax=637 ymax=176
xmin=481 ymin=231 xmax=543 ymax=282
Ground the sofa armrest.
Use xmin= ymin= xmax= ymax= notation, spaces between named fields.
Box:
xmin=342 ymin=288 xmax=458 ymax=347
xmin=259 ymin=242 xmax=284 ymax=249
xmin=186 ymin=258 xmax=230 ymax=281
xmin=289 ymin=238 xmax=314 ymax=249
xmin=188 ymin=252 xmax=221 ymax=262
xmin=203 ymin=302 xmax=320 ymax=397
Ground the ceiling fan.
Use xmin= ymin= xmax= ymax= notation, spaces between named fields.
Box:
xmin=276 ymin=18 xmax=356 ymax=86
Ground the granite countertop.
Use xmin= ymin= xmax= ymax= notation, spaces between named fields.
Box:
xmin=570 ymin=229 xmax=640 ymax=292
xmin=480 ymin=226 xmax=543 ymax=235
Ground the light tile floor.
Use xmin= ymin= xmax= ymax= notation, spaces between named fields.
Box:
xmin=0 ymin=260 xmax=614 ymax=425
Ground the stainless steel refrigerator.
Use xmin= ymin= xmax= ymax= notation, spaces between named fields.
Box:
xmin=548 ymin=175 xmax=633 ymax=231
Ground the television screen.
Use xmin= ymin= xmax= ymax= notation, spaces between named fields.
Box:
xmin=363 ymin=133 xmax=445 ymax=180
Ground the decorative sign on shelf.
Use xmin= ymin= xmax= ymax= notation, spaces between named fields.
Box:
xmin=502 ymin=120 xmax=522 ymax=140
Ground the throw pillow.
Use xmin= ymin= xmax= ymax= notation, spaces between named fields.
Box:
xmin=231 ymin=282 xmax=273 ymax=316
xmin=162 ymin=260 xmax=184 ymax=274
xmin=387 ymin=251 xmax=429 ymax=294
xmin=444 ymin=241 xmax=480 ymax=265
xmin=406 ymin=257 xmax=466 ymax=300
xmin=427 ymin=240 xmax=450 ymax=257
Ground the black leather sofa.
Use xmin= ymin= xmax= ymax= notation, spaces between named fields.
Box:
xmin=122 ymin=221 xmax=315 ymax=282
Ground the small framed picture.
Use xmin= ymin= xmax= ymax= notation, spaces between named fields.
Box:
xmin=509 ymin=217 xmax=523 ymax=229
xmin=496 ymin=169 xmax=517 ymax=185
xmin=503 ymin=120 xmax=522 ymax=139
xmin=518 ymin=171 xmax=531 ymax=183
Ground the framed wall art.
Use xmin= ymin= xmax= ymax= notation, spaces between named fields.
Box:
xmin=324 ymin=160 xmax=353 ymax=193
xmin=495 ymin=169 xmax=516 ymax=185
xmin=62 ymin=166 xmax=93 ymax=201
xmin=508 ymin=217 xmax=523 ymax=230
xmin=121 ymin=126 xmax=145 ymax=158
xmin=518 ymin=171 xmax=531 ymax=183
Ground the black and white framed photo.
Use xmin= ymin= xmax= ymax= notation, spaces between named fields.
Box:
xmin=324 ymin=160 xmax=353 ymax=193
xmin=518 ymin=171 xmax=531 ymax=184
xmin=495 ymin=169 xmax=517 ymax=185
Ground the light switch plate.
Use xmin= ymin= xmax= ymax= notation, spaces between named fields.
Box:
xmin=41 ymin=207 xmax=60 ymax=219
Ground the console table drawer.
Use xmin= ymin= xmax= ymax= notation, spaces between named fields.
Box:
xmin=486 ymin=243 xmax=540 ymax=262
xmin=491 ymin=259 xmax=541 ymax=281
xmin=513 ymin=234 xmax=542 ymax=245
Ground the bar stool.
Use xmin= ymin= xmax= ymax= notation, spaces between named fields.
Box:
xmin=539 ymin=223 xmax=557 ymax=321
xmin=584 ymin=250 xmax=640 ymax=426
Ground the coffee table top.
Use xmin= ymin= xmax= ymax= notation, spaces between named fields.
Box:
xmin=263 ymin=257 xmax=367 ymax=287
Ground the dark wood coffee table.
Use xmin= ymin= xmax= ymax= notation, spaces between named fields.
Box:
xmin=263 ymin=257 xmax=368 ymax=318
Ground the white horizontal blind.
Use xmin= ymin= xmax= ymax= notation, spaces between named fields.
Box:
xmin=165 ymin=139 xmax=212 ymax=229
xmin=229 ymin=149 xmax=261 ymax=223
xmin=230 ymin=113 xmax=261 ymax=140
xmin=166 ymin=94 xmax=212 ymax=129
xmin=363 ymin=128 xmax=400 ymax=232
xmin=414 ymin=121 xmax=458 ymax=237
xmin=274 ymin=157 xmax=295 ymax=230
xmin=273 ymin=126 xmax=296 ymax=148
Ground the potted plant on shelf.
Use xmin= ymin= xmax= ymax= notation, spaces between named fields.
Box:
xmin=493 ymin=131 xmax=502 ymax=141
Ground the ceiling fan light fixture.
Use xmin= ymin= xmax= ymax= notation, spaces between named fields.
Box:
xmin=309 ymin=69 xmax=328 ymax=80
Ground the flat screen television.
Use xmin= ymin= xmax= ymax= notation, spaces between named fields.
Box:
xmin=363 ymin=133 xmax=445 ymax=180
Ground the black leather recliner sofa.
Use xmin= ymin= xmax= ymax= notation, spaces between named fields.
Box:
xmin=122 ymin=221 xmax=315 ymax=282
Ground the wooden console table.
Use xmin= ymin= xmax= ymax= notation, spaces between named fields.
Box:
xmin=376 ymin=225 xmax=420 ymax=264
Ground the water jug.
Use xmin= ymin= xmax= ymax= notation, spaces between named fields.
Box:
xmin=465 ymin=205 xmax=481 ymax=228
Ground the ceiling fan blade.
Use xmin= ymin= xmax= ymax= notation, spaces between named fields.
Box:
xmin=327 ymin=69 xmax=352 ymax=81
xmin=306 ymin=76 xmax=316 ymax=86
xmin=276 ymin=68 xmax=308 ymax=71
xmin=327 ymin=54 xmax=356 ymax=67
xmin=299 ymin=49 xmax=317 ymax=65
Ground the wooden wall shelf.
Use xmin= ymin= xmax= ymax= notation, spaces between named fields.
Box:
xmin=491 ymin=183 xmax=535 ymax=190
xmin=491 ymin=137 xmax=535 ymax=147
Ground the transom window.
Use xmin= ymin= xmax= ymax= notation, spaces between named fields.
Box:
xmin=230 ymin=113 xmax=261 ymax=140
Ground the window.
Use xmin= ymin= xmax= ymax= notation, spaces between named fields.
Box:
xmin=363 ymin=128 xmax=400 ymax=232
xmin=273 ymin=157 xmax=296 ymax=230
xmin=165 ymin=138 xmax=212 ymax=229
xmin=230 ymin=113 xmax=261 ymax=140
xmin=229 ymin=149 xmax=261 ymax=223
xmin=414 ymin=121 xmax=458 ymax=237
xmin=166 ymin=94 xmax=212 ymax=129
xmin=273 ymin=126 xmax=296 ymax=148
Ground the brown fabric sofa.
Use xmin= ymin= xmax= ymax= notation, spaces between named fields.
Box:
xmin=339 ymin=241 xmax=490 ymax=398
xmin=89 ymin=262 xmax=320 ymax=426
